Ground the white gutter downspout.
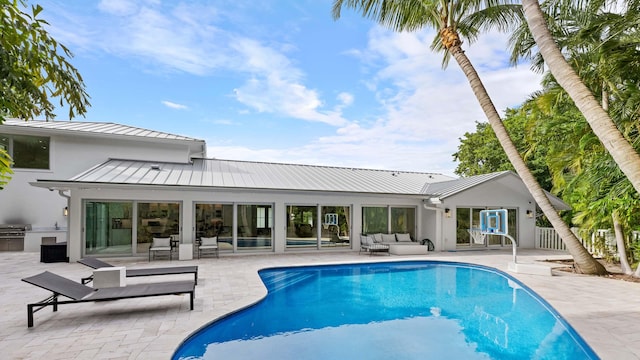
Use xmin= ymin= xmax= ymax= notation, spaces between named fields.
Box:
xmin=58 ymin=190 xmax=71 ymax=246
xmin=423 ymin=201 xmax=446 ymax=251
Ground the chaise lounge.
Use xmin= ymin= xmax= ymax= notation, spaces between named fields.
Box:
xmin=78 ymin=257 xmax=199 ymax=285
xmin=22 ymin=271 xmax=195 ymax=327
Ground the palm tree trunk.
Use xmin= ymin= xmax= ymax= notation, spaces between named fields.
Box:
xmin=612 ymin=212 xmax=633 ymax=274
xmin=522 ymin=0 xmax=640 ymax=196
xmin=448 ymin=45 xmax=607 ymax=275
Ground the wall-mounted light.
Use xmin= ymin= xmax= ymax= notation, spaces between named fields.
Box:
xmin=526 ymin=209 xmax=533 ymax=218
xmin=444 ymin=208 xmax=451 ymax=218
xmin=63 ymin=206 xmax=68 ymax=217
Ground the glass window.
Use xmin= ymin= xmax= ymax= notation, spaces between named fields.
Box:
xmin=237 ymin=204 xmax=273 ymax=251
xmin=362 ymin=206 xmax=416 ymax=238
xmin=391 ymin=207 xmax=416 ymax=239
xmin=195 ymin=203 xmax=233 ymax=251
xmin=137 ymin=202 xmax=181 ymax=253
xmin=286 ymin=205 xmax=318 ymax=249
xmin=456 ymin=207 xmax=518 ymax=247
xmin=0 ymin=134 xmax=50 ymax=169
xmin=85 ymin=201 xmax=133 ymax=256
xmin=0 ymin=135 xmax=8 ymax=152
xmin=456 ymin=208 xmax=471 ymax=245
xmin=362 ymin=206 xmax=388 ymax=234
xmin=320 ymin=206 xmax=351 ymax=248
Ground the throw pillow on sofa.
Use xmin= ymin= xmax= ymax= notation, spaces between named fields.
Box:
xmin=381 ymin=234 xmax=396 ymax=242
xmin=396 ymin=233 xmax=412 ymax=242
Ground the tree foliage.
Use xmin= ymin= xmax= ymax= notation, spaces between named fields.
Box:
xmin=0 ymin=0 xmax=90 ymax=187
xmin=453 ymin=109 xmax=552 ymax=190
xmin=0 ymin=0 xmax=90 ymax=122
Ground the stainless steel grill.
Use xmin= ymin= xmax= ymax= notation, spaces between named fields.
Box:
xmin=0 ymin=224 xmax=31 ymax=251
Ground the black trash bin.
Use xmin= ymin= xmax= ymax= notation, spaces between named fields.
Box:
xmin=40 ymin=242 xmax=69 ymax=263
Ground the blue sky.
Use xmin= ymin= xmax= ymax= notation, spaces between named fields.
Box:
xmin=34 ymin=0 xmax=542 ymax=176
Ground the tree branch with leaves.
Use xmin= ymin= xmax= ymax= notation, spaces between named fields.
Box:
xmin=0 ymin=0 xmax=90 ymax=187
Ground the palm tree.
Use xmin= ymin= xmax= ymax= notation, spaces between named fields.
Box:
xmin=332 ymin=0 xmax=607 ymax=274
xmin=521 ymin=0 xmax=640 ymax=196
xmin=514 ymin=1 xmax=640 ymax=275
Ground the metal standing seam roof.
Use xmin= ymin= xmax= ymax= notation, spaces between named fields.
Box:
xmin=0 ymin=119 xmax=203 ymax=142
xmin=35 ymin=157 xmax=571 ymax=209
xmin=65 ymin=158 xmax=456 ymax=195
xmin=422 ymin=170 xmax=571 ymax=210
xmin=421 ymin=171 xmax=512 ymax=198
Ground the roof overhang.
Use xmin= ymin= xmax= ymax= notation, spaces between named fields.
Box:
xmin=29 ymin=180 xmax=424 ymax=199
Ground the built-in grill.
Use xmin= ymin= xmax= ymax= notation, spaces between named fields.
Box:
xmin=0 ymin=224 xmax=31 ymax=251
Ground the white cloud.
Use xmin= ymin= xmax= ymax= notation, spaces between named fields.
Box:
xmin=206 ymin=25 xmax=541 ymax=175
xmin=278 ymin=27 xmax=543 ymax=174
xmin=161 ymin=101 xmax=188 ymax=110
xmin=231 ymin=38 xmax=349 ymax=126
xmin=98 ymin=0 xmax=138 ymax=16
xmin=84 ymin=3 xmax=348 ymax=127
xmin=336 ymin=92 xmax=354 ymax=110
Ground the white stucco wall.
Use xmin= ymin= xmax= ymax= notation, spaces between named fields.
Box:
xmin=439 ymin=174 xmax=537 ymax=251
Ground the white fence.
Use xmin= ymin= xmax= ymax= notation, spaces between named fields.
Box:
xmin=536 ymin=227 xmax=640 ymax=257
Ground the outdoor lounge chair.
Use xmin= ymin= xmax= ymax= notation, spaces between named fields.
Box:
xmin=359 ymin=234 xmax=390 ymax=256
xmin=21 ymin=271 xmax=195 ymax=328
xmin=78 ymin=257 xmax=199 ymax=285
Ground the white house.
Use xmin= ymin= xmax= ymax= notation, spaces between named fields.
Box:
xmin=1 ymin=119 xmax=567 ymax=262
xmin=0 ymin=119 xmax=206 ymax=251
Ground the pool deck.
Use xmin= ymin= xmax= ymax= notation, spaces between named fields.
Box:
xmin=2 ymin=249 xmax=639 ymax=359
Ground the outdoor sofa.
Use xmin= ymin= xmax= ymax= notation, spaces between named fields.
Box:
xmin=22 ymin=271 xmax=195 ymax=327
xmin=366 ymin=233 xmax=431 ymax=255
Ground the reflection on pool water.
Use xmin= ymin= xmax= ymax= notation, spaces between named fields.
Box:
xmin=173 ymin=261 xmax=599 ymax=360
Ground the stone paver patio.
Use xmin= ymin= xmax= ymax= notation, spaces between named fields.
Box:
xmin=1 ymin=249 xmax=638 ymax=359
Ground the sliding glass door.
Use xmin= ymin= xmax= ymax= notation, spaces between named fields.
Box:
xmin=456 ymin=207 xmax=517 ymax=247
xmin=85 ymin=201 xmax=133 ymax=256
xmin=362 ymin=206 xmax=416 ymax=239
xmin=136 ymin=202 xmax=181 ymax=254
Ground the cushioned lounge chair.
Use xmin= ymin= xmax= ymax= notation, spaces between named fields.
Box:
xmin=22 ymin=271 xmax=195 ymax=327
xmin=78 ymin=257 xmax=199 ymax=285
xmin=359 ymin=235 xmax=390 ymax=256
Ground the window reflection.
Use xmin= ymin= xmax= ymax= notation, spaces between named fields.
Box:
xmin=320 ymin=206 xmax=351 ymax=248
xmin=286 ymin=205 xmax=318 ymax=249
xmin=237 ymin=204 xmax=273 ymax=251
xmin=137 ymin=202 xmax=181 ymax=253
xmin=85 ymin=201 xmax=133 ymax=256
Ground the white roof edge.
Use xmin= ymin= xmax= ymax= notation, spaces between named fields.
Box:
xmin=0 ymin=119 xmax=205 ymax=143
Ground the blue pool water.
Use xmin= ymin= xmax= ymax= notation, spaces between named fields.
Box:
xmin=173 ymin=261 xmax=599 ymax=359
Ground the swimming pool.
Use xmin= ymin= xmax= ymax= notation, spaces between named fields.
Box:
xmin=173 ymin=261 xmax=598 ymax=359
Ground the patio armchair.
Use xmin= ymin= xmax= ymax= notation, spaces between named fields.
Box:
xmin=149 ymin=237 xmax=172 ymax=261
xmin=198 ymin=236 xmax=219 ymax=258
